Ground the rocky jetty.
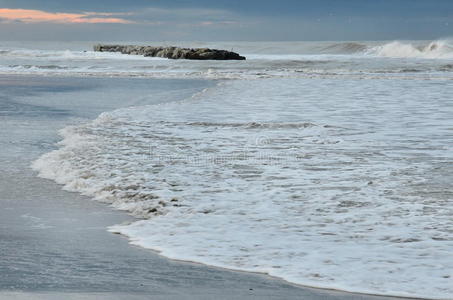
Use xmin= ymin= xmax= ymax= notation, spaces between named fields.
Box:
xmin=93 ymin=44 xmax=246 ymax=60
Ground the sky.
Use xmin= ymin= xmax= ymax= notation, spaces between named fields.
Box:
xmin=0 ymin=0 xmax=452 ymax=41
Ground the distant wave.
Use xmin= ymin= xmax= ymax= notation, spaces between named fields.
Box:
xmin=0 ymin=48 xmax=159 ymax=60
xmin=247 ymin=42 xmax=368 ymax=58
xmin=368 ymin=40 xmax=453 ymax=59
xmin=317 ymin=40 xmax=453 ymax=58
xmin=320 ymin=42 xmax=368 ymax=54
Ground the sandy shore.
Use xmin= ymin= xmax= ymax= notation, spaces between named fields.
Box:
xmin=0 ymin=291 xmax=423 ymax=300
xmin=0 ymin=75 xmax=418 ymax=300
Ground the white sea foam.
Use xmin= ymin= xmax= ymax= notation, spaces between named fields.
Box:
xmin=369 ymin=40 xmax=453 ymax=59
xmin=33 ymin=78 xmax=453 ymax=299
xmin=0 ymin=48 xmax=161 ymax=60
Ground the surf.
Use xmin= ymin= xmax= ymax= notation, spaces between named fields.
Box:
xmin=32 ymin=77 xmax=453 ymax=299
xmin=368 ymin=40 xmax=453 ymax=59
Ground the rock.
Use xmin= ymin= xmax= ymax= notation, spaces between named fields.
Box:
xmin=93 ymin=44 xmax=246 ymax=60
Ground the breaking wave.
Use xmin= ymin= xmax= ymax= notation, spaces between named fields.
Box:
xmin=368 ymin=40 xmax=453 ymax=59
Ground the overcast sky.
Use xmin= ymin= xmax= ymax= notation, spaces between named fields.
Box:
xmin=0 ymin=0 xmax=452 ymax=41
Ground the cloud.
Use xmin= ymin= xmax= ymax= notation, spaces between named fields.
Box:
xmin=0 ymin=8 xmax=133 ymax=24
xmin=130 ymin=7 xmax=239 ymax=24
xmin=0 ymin=7 xmax=242 ymax=28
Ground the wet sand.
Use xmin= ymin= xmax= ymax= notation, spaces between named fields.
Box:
xmin=0 ymin=75 xmax=417 ymax=300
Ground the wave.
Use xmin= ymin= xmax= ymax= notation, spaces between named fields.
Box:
xmin=0 ymin=48 xmax=160 ymax=60
xmin=320 ymin=42 xmax=368 ymax=54
xmin=8 ymin=64 xmax=70 ymax=70
xmin=368 ymin=40 xmax=453 ymax=59
xmin=32 ymin=78 xmax=453 ymax=299
xmin=170 ymin=121 xmax=318 ymax=129
xmin=245 ymin=42 xmax=368 ymax=59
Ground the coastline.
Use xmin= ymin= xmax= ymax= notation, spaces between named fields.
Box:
xmin=0 ymin=74 xmax=426 ymax=300
xmin=111 ymin=238 xmax=426 ymax=300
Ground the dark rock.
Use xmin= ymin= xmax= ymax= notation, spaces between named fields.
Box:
xmin=93 ymin=44 xmax=246 ymax=60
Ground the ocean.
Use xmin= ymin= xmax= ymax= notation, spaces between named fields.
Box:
xmin=2 ymin=40 xmax=452 ymax=299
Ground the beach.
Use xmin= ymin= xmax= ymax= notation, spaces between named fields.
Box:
xmin=0 ymin=75 xmax=418 ymax=300
xmin=0 ymin=41 xmax=452 ymax=299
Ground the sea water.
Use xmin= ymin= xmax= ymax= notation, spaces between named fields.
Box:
xmin=2 ymin=40 xmax=451 ymax=299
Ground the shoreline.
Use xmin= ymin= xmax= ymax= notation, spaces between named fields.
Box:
xmin=0 ymin=291 xmax=423 ymax=300
xmin=0 ymin=74 xmax=429 ymax=300
xmin=118 ymin=237 xmax=425 ymax=300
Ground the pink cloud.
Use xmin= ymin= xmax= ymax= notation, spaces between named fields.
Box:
xmin=0 ymin=8 xmax=133 ymax=24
